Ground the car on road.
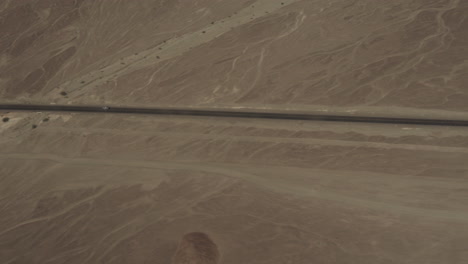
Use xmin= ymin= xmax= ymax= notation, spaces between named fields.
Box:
xmin=102 ymin=106 xmax=110 ymax=111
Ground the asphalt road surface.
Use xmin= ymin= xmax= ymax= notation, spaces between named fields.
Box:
xmin=1 ymin=104 xmax=468 ymax=127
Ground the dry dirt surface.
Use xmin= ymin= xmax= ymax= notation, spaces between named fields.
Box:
xmin=1 ymin=0 xmax=468 ymax=264
xmin=1 ymin=0 xmax=468 ymax=119
xmin=1 ymin=113 xmax=468 ymax=263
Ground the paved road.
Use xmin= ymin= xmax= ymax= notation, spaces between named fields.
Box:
xmin=1 ymin=104 xmax=468 ymax=127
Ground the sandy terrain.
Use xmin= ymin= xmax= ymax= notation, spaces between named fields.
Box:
xmin=1 ymin=112 xmax=468 ymax=263
xmin=1 ymin=0 xmax=468 ymax=263
xmin=1 ymin=0 xmax=468 ymax=118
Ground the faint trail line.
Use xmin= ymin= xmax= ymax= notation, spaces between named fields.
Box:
xmin=1 ymin=152 xmax=468 ymax=222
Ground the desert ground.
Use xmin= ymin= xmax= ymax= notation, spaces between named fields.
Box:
xmin=1 ymin=0 xmax=468 ymax=263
